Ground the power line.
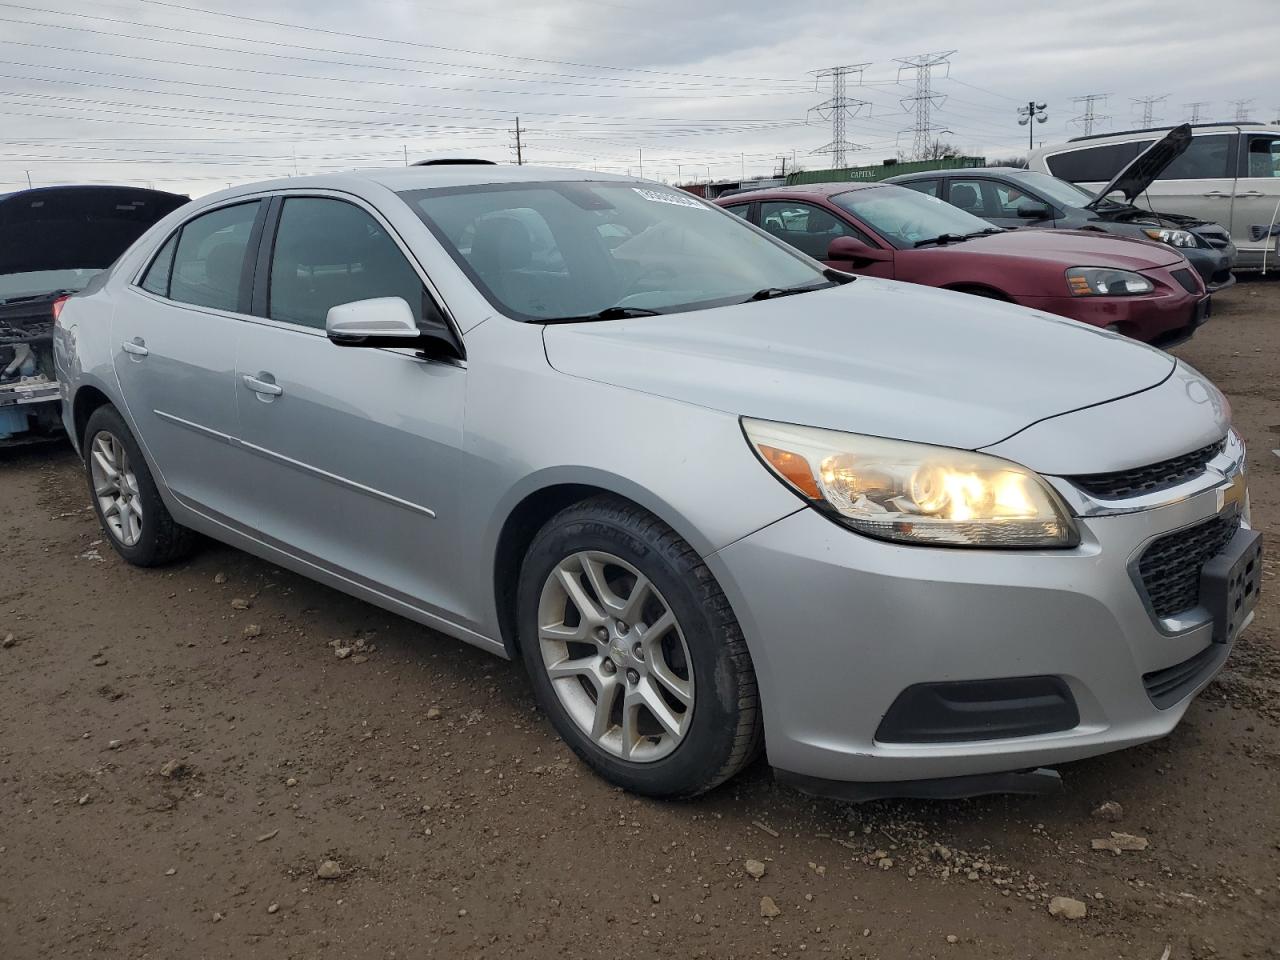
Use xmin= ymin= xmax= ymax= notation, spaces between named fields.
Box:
xmin=1184 ymin=101 xmax=1211 ymax=123
xmin=1229 ymin=98 xmax=1253 ymax=122
xmin=808 ymin=63 xmax=869 ymax=169
xmin=895 ymin=51 xmax=954 ymax=160
xmin=1070 ymin=94 xmax=1110 ymax=136
xmin=1131 ymin=94 xmax=1166 ymax=128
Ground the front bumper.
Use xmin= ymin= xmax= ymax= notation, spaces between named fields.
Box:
xmin=707 ymin=463 xmax=1253 ymax=786
xmin=1015 ymin=280 xmax=1203 ymax=346
xmin=1184 ymin=243 xmax=1236 ymax=293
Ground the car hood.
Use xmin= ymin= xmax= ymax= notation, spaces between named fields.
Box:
xmin=952 ymin=228 xmax=1186 ymax=269
xmin=543 ymin=278 xmax=1176 ymax=451
xmin=1084 ymin=124 xmax=1193 ymax=209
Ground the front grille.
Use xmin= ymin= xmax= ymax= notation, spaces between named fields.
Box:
xmin=1197 ymin=228 xmax=1232 ymax=249
xmin=1138 ymin=513 xmax=1240 ymax=619
xmin=1171 ymin=267 xmax=1201 ymax=294
xmin=1143 ymin=644 xmax=1227 ymax=709
xmin=1070 ymin=438 xmax=1224 ymax=500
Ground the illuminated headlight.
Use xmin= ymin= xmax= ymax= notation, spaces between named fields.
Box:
xmin=743 ymin=419 xmax=1079 ymax=548
xmin=1066 ymin=267 xmax=1155 ymax=297
xmin=1142 ymin=227 xmax=1199 ymax=248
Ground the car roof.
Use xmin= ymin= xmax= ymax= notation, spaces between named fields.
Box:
xmin=1065 ymin=121 xmax=1267 ymax=143
xmin=888 ymin=167 xmax=1030 ymax=182
xmin=718 ymin=182 xmax=883 ymax=201
xmin=193 ymin=164 xmax=637 ymax=207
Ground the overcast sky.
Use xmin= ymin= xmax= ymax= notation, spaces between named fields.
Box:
xmin=3 ymin=0 xmax=1278 ymax=197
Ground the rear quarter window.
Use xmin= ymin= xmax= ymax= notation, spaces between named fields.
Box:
xmin=1045 ymin=142 xmax=1145 ymax=182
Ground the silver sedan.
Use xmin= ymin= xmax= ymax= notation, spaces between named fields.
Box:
xmin=54 ymin=164 xmax=1261 ymax=799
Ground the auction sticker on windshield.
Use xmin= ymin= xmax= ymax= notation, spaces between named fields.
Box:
xmin=632 ymin=188 xmax=708 ymax=210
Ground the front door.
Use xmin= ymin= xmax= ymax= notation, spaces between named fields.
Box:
xmin=232 ymin=195 xmax=469 ymax=623
xmin=112 ymin=199 xmax=264 ymax=518
xmin=1230 ymin=132 xmax=1280 ymax=265
xmin=1133 ymin=132 xmax=1238 ymax=232
xmin=757 ymin=200 xmax=895 ymax=279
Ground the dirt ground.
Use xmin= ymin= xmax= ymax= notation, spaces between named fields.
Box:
xmin=2 ymin=281 xmax=1278 ymax=960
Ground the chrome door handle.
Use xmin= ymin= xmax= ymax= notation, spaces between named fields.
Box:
xmin=242 ymin=374 xmax=283 ymax=397
xmin=121 ymin=338 xmax=149 ymax=357
xmin=1238 ymin=190 xmax=1265 ymax=197
xmin=1202 ymin=191 xmax=1230 ymax=198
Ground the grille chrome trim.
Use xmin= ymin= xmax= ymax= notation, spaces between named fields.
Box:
xmin=1069 ymin=438 xmax=1225 ymax=500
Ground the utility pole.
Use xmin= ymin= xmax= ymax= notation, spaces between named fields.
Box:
xmin=1017 ymin=100 xmax=1048 ymax=150
xmin=25 ymin=169 xmax=32 ymax=188
xmin=506 ymin=117 xmax=522 ymax=166
xmin=896 ymin=51 xmax=955 ymax=161
xmin=1184 ymin=101 xmax=1211 ymax=123
xmin=403 ymin=144 xmax=408 ymax=167
xmin=638 ymin=147 xmax=643 ymax=179
xmin=808 ymin=63 xmax=869 ymax=169
xmin=1229 ymin=99 xmax=1253 ymax=122
xmin=1070 ymin=94 xmax=1111 ymax=136
xmin=1131 ymin=94 xmax=1167 ymax=128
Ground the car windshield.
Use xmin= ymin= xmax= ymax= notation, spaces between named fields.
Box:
xmin=0 ymin=268 xmax=99 ymax=303
xmin=400 ymin=181 xmax=829 ymax=321
xmin=830 ymin=185 xmax=995 ymax=249
xmin=1005 ymin=171 xmax=1097 ymax=208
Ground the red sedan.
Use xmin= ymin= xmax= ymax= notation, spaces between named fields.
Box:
xmin=717 ymin=183 xmax=1210 ymax=346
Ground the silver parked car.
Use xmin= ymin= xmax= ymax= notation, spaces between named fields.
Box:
xmin=55 ymin=164 xmax=1262 ymax=800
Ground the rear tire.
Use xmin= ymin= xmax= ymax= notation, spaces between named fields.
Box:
xmin=83 ymin=405 xmax=196 ymax=566
xmin=517 ymin=495 xmax=762 ymax=797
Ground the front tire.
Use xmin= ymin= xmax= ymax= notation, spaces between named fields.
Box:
xmin=517 ymin=496 xmax=761 ymax=797
xmin=83 ymin=405 xmax=196 ymax=566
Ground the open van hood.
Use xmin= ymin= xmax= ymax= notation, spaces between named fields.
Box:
xmin=1084 ymin=124 xmax=1193 ymax=209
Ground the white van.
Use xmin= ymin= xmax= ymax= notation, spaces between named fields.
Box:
xmin=1028 ymin=123 xmax=1280 ymax=269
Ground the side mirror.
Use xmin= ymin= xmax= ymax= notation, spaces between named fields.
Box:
xmin=827 ymin=235 xmax=893 ymax=262
xmin=1016 ymin=202 xmax=1051 ymax=219
xmin=326 ymin=297 xmax=462 ymax=359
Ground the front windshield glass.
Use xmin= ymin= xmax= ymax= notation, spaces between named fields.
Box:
xmin=400 ymin=181 xmax=828 ymax=320
xmin=1007 ymin=171 xmax=1097 ymax=208
xmin=830 ymin=186 xmax=995 ymax=248
xmin=0 ymin=268 xmax=99 ymax=302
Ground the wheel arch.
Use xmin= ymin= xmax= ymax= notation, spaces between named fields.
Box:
xmin=490 ymin=473 xmax=715 ymax=659
xmin=71 ymin=383 xmax=115 ymax=451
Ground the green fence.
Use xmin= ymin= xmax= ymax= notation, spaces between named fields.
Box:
xmin=786 ymin=156 xmax=985 ymax=186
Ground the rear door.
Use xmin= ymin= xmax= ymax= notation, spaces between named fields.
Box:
xmin=1229 ymin=131 xmax=1280 ymax=264
xmin=112 ymin=199 xmax=264 ymax=519
xmin=232 ymin=192 xmax=468 ymax=621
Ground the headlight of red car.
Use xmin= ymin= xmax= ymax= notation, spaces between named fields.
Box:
xmin=1066 ymin=267 xmax=1155 ymax=297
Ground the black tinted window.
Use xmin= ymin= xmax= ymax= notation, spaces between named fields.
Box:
xmin=1243 ymin=135 xmax=1280 ymax=178
xmin=269 ymin=198 xmax=427 ymax=330
xmin=1157 ymin=135 xmax=1231 ymax=180
xmin=723 ymin=203 xmax=752 ymax=219
xmin=1045 ymin=142 xmax=1142 ymax=182
xmin=758 ymin=201 xmax=872 ymax=258
xmin=901 ymin=179 xmax=939 ymax=198
xmin=169 ymin=202 xmax=261 ymax=312
xmin=140 ymin=232 xmax=177 ymax=296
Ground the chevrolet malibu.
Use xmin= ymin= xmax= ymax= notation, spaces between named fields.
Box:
xmin=55 ymin=164 xmax=1262 ymax=800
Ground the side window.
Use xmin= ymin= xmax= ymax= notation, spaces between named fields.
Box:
xmin=758 ymin=201 xmax=872 ymax=259
xmin=991 ymin=181 xmax=1037 ymax=216
xmin=269 ymin=197 xmax=429 ymax=330
xmin=168 ymin=201 xmax=262 ymax=313
xmin=945 ymin=179 xmax=1000 ymax=217
xmin=140 ymin=232 xmax=178 ymax=297
xmin=1045 ymin=142 xmax=1144 ymax=182
xmin=1157 ymin=135 xmax=1232 ymax=180
xmin=1243 ymin=135 xmax=1280 ymax=178
xmin=723 ymin=203 xmax=752 ymax=219
xmin=902 ymin=179 xmax=939 ymax=198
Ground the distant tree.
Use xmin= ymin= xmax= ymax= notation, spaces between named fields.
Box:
xmin=924 ymin=139 xmax=962 ymax=160
xmin=988 ymin=156 xmax=1029 ymax=168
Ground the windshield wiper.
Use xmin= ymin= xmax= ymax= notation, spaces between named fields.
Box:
xmin=540 ymin=305 xmax=664 ymax=324
xmin=744 ymin=280 xmax=833 ymax=302
xmin=913 ymin=228 xmax=1002 ymax=248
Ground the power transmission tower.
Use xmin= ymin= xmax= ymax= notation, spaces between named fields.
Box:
xmin=509 ymin=116 xmax=524 ymax=165
xmin=896 ymin=51 xmax=955 ymax=161
xmin=1184 ymin=101 xmax=1211 ymax=123
xmin=1070 ymin=94 xmax=1111 ymax=136
xmin=1230 ymin=99 xmax=1254 ymax=122
xmin=1017 ymin=100 xmax=1048 ymax=150
xmin=808 ymin=63 xmax=869 ymax=169
xmin=1131 ymin=95 xmax=1167 ymax=128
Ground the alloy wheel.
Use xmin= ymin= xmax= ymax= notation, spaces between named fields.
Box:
xmin=536 ymin=550 xmax=694 ymax=762
xmin=90 ymin=430 xmax=144 ymax=547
